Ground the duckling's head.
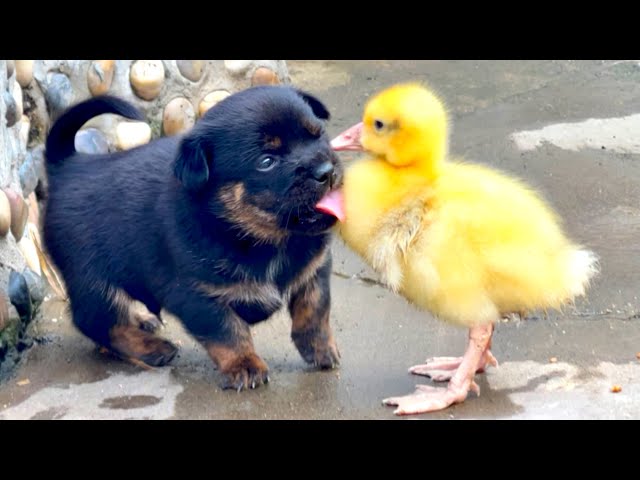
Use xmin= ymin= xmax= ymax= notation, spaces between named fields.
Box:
xmin=332 ymin=83 xmax=449 ymax=174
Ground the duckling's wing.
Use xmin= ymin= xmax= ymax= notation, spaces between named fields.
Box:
xmin=369 ymin=197 xmax=425 ymax=292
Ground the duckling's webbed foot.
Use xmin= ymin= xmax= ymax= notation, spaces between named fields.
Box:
xmin=409 ymin=348 xmax=498 ymax=381
xmin=382 ymin=323 xmax=495 ymax=415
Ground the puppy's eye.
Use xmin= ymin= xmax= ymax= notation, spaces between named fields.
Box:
xmin=257 ymin=156 xmax=278 ymax=172
xmin=374 ymin=120 xmax=384 ymax=131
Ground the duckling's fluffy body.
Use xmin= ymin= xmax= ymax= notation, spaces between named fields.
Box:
xmin=340 ymin=156 xmax=597 ymax=327
xmin=330 ymin=83 xmax=598 ymax=414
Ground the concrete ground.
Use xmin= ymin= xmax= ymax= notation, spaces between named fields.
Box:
xmin=1 ymin=60 xmax=639 ymax=420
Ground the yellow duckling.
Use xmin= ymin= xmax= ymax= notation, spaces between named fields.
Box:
xmin=318 ymin=83 xmax=599 ymax=415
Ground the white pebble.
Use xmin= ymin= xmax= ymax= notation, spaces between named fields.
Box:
xmin=116 ymin=121 xmax=151 ymax=150
xmin=129 ymin=60 xmax=165 ymax=101
xmin=224 ymin=60 xmax=253 ymax=74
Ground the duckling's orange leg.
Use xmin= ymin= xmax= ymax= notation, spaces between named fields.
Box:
xmin=383 ymin=323 xmax=494 ymax=415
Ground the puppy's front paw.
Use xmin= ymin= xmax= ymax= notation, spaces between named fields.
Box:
xmin=313 ymin=339 xmax=341 ymax=370
xmin=219 ymin=353 xmax=270 ymax=392
xmin=204 ymin=340 xmax=270 ymax=391
xmin=292 ymin=329 xmax=341 ymax=370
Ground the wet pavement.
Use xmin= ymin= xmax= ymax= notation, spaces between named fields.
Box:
xmin=1 ymin=60 xmax=639 ymax=420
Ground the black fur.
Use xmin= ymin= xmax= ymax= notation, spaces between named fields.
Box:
xmin=45 ymin=96 xmax=144 ymax=164
xmin=295 ymin=89 xmax=331 ymax=120
xmin=43 ymin=87 xmax=343 ymax=388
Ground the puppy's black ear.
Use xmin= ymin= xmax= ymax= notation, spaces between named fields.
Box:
xmin=295 ymin=89 xmax=331 ymax=120
xmin=174 ymin=135 xmax=210 ymax=192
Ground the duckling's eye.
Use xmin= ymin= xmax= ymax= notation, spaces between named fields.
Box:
xmin=374 ymin=120 xmax=385 ymax=131
xmin=257 ymin=156 xmax=278 ymax=172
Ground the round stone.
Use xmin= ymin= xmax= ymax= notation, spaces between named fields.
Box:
xmin=116 ymin=121 xmax=152 ymax=150
xmin=22 ymin=268 xmax=45 ymax=307
xmin=19 ymin=115 xmax=30 ymax=147
xmin=0 ymin=292 xmax=8 ymax=333
xmin=18 ymin=236 xmax=41 ymax=277
xmin=29 ymin=146 xmax=46 ymax=197
xmin=4 ymin=90 xmax=18 ymax=127
xmin=0 ymin=189 xmax=11 ymax=237
xmin=198 ymin=90 xmax=230 ymax=117
xmin=8 ymin=270 xmax=32 ymax=323
xmin=43 ymin=72 xmax=74 ymax=117
xmin=75 ymin=128 xmax=110 ymax=154
xmin=176 ymin=60 xmax=205 ymax=82
xmin=15 ymin=60 xmax=34 ymax=87
xmin=130 ymin=60 xmax=165 ymax=101
xmin=252 ymin=67 xmax=279 ymax=86
xmin=3 ymin=188 xmax=29 ymax=241
xmin=27 ymin=192 xmax=39 ymax=227
xmin=224 ymin=60 xmax=253 ymax=75
xmin=12 ymin=81 xmax=23 ymax=120
xmin=87 ymin=60 xmax=116 ymax=96
xmin=163 ymin=97 xmax=196 ymax=136
xmin=19 ymin=153 xmax=38 ymax=197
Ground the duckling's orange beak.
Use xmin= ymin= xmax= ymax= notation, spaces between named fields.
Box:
xmin=330 ymin=122 xmax=363 ymax=151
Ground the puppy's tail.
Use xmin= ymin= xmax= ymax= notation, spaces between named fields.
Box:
xmin=45 ymin=95 xmax=144 ymax=165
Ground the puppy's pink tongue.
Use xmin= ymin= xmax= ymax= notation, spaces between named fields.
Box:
xmin=316 ymin=189 xmax=346 ymax=222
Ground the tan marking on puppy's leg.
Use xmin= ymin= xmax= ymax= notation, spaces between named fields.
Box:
xmin=106 ymin=287 xmax=134 ymax=325
xmin=131 ymin=309 xmax=165 ymax=333
xmin=109 ymin=324 xmax=178 ymax=367
xmin=201 ymin=329 xmax=269 ymax=391
xmin=290 ymin=283 xmax=321 ymax=332
xmin=107 ymin=288 xmax=163 ymax=332
xmin=289 ymin=278 xmax=340 ymax=369
xmin=102 ymin=288 xmax=175 ymax=367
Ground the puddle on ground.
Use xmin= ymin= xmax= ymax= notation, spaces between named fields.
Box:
xmin=100 ymin=395 xmax=162 ymax=410
xmin=0 ymin=368 xmax=182 ymax=420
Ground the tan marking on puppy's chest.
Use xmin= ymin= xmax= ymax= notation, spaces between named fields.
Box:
xmin=199 ymin=247 xmax=327 ymax=310
xmin=197 ymin=280 xmax=282 ymax=309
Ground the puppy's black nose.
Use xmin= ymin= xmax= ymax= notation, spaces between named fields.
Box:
xmin=312 ymin=162 xmax=335 ymax=184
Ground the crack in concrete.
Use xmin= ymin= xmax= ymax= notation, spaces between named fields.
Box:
xmin=332 ymin=270 xmax=386 ymax=288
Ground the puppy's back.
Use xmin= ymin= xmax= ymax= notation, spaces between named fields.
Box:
xmin=43 ymin=97 xmax=181 ymax=285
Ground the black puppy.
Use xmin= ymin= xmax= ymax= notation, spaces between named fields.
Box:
xmin=43 ymin=86 xmax=344 ymax=390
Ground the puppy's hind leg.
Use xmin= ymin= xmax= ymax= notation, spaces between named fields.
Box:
xmin=68 ymin=285 xmax=177 ymax=368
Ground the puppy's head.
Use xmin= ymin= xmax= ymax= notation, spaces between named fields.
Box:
xmin=174 ymin=86 xmax=343 ymax=241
